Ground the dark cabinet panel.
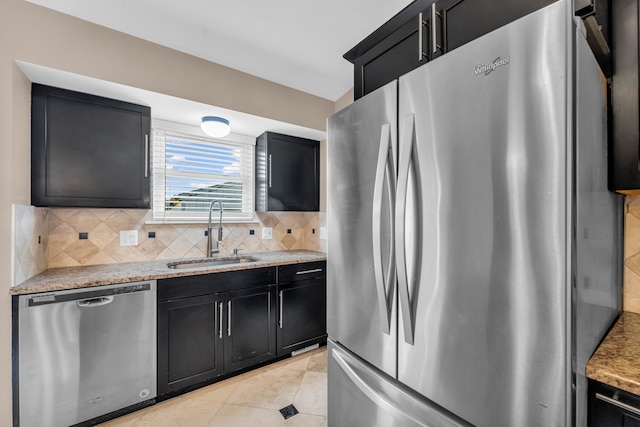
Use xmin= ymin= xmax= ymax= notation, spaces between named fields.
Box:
xmin=346 ymin=0 xmax=435 ymax=100
xmin=589 ymin=380 xmax=640 ymax=426
xmin=157 ymin=269 xmax=277 ymax=397
xmin=438 ymin=0 xmax=556 ymax=54
xmin=255 ymin=132 xmax=320 ymax=212
xmin=224 ymin=286 xmax=277 ymax=373
xmin=277 ymin=279 xmax=326 ymax=357
xmin=610 ymin=0 xmax=640 ymax=193
xmin=158 ymin=267 xmax=275 ymax=302
xmin=276 ymin=261 xmax=327 ymax=357
xmin=277 ymin=261 xmax=326 ymax=283
xmin=31 ymin=84 xmax=150 ymax=208
xmin=157 ymin=261 xmax=325 ymax=397
xmin=352 ymin=12 xmax=430 ymax=100
xmin=158 ymin=294 xmax=224 ymax=395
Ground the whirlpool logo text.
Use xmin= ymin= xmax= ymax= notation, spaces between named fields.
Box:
xmin=473 ymin=56 xmax=510 ymax=76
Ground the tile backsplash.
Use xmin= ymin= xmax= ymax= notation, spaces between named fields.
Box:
xmin=12 ymin=205 xmax=326 ymax=286
xmin=12 ymin=205 xmax=48 ymax=286
xmin=624 ymin=196 xmax=640 ymax=313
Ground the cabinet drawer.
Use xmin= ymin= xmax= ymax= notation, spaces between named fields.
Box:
xmin=158 ymin=267 xmax=276 ymax=302
xmin=589 ymin=379 xmax=640 ymax=426
xmin=278 ymin=261 xmax=326 ymax=283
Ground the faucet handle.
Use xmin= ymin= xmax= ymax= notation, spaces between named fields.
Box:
xmin=233 ymin=248 xmax=243 ymax=256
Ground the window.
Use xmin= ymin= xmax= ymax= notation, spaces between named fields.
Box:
xmin=151 ymin=120 xmax=254 ymax=222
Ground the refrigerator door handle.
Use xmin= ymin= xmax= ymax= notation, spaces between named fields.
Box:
xmin=396 ymin=114 xmax=422 ymax=345
xmin=332 ymin=347 xmax=428 ymax=427
xmin=372 ymin=123 xmax=396 ymax=334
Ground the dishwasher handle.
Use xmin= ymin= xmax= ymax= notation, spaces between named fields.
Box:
xmin=77 ymin=296 xmax=114 ymax=307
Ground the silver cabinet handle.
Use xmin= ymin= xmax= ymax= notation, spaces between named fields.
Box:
xmin=596 ymin=393 xmax=640 ymax=416
xmin=218 ymin=302 xmax=223 ymax=339
xmin=418 ymin=12 xmax=424 ymax=61
xmin=279 ymin=291 xmax=284 ymax=328
xmin=227 ymin=300 xmax=232 ymax=337
xmin=431 ymin=3 xmax=440 ymax=55
xmin=372 ymin=123 xmax=396 ymax=335
xmin=144 ymin=134 xmax=149 ymax=178
xmin=295 ymin=268 xmax=323 ymax=275
xmin=396 ymin=114 xmax=422 ymax=346
xmin=77 ymin=296 xmax=114 ymax=307
xmin=268 ymin=154 xmax=272 ymax=188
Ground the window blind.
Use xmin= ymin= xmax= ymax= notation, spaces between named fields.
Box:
xmin=152 ymin=127 xmax=254 ymax=222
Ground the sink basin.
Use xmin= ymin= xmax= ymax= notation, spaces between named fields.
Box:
xmin=167 ymin=256 xmax=259 ymax=269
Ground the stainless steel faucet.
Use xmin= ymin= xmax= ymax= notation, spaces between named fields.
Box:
xmin=207 ymin=200 xmax=223 ymax=257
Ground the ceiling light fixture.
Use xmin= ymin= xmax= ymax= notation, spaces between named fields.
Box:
xmin=201 ymin=116 xmax=231 ymax=138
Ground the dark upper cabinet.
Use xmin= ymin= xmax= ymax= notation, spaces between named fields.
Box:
xmin=345 ymin=0 xmax=435 ymax=100
xmin=31 ymin=84 xmax=150 ymax=208
xmin=345 ymin=0 xmax=557 ymax=100
xmin=610 ymin=0 xmax=640 ymax=193
xmin=437 ymin=0 xmax=558 ymax=52
xmin=255 ymin=132 xmax=320 ymax=212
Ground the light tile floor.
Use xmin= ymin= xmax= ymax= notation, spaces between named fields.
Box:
xmin=99 ymin=347 xmax=328 ymax=427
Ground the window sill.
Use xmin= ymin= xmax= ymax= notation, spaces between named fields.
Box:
xmin=145 ymin=215 xmax=260 ymax=225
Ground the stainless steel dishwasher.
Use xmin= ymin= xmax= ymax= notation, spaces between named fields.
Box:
xmin=18 ymin=281 xmax=157 ymax=427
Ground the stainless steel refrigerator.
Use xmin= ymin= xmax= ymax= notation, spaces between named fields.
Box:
xmin=327 ymin=1 xmax=623 ymax=426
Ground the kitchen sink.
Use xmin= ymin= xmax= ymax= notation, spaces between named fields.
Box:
xmin=167 ymin=256 xmax=259 ymax=269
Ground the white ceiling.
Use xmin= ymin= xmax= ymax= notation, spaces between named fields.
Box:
xmin=17 ymin=61 xmax=328 ymax=141
xmin=25 ymin=0 xmax=413 ymax=102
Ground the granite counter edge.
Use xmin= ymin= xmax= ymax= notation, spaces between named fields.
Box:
xmin=10 ymin=251 xmax=327 ymax=296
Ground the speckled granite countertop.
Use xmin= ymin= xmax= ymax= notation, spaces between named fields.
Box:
xmin=587 ymin=311 xmax=640 ymax=396
xmin=10 ymin=250 xmax=326 ymax=295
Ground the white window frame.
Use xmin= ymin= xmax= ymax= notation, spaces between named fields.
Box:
xmin=151 ymin=119 xmax=256 ymax=223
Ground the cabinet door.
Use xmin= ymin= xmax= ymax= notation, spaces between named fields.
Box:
xmin=31 ymin=83 xmax=150 ymax=208
xmin=256 ymin=132 xmax=320 ymax=212
xmin=277 ymin=278 xmax=327 ymax=357
xmin=611 ymin=0 xmax=640 ymax=192
xmin=224 ymin=285 xmax=277 ymax=373
xmin=436 ymin=0 xmax=556 ymax=55
xmin=158 ymin=294 xmax=224 ymax=396
xmin=352 ymin=13 xmax=430 ymax=100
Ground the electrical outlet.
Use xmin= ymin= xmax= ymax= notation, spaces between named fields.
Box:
xmin=120 ymin=230 xmax=138 ymax=247
xmin=262 ymin=227 xmax=273 ymax=240
xmin=320 ymin=227 xmax=327 ymax=240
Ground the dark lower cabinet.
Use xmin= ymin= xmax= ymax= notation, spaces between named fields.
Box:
xmin=159 ymin=294 xmax=224 ymax=394
xmin=157 ymin=261 xmax=325 ymax=399
xmin=224 ymin=286 xmax=277 ymax=373
xmin=589 ymin=380 xmax=640 ymax=426
xmin=276 ymin=261 xmax=327 ymax=357
xmin=277 ymin=279 xmax=327 ymax=356
xmin=157 ymin=268 xmax=276 ymax=397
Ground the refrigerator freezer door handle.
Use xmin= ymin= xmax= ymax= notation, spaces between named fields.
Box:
xmin=332 ymin=347 xmax=427 ymax=427
xmin=372 ymin=123 xmax=396 ymax=335
xmin=397 ymin=114 xmax=421 ymax=345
